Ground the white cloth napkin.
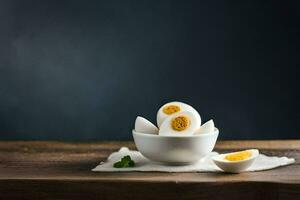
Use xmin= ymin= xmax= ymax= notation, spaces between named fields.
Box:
xmin=92 ymin=147 xmax=295 ymax=172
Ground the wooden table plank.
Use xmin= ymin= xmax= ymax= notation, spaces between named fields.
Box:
xmin=0 ymin=140 xmax=299 ymax=200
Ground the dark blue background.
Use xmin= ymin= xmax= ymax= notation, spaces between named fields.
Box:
xmin=0 ymin=0 xmax=299 ymax=140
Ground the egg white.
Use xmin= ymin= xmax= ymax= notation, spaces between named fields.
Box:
xmin=156 ymin=101 xmax=201 ymax=127
xmin=134 ymin=116 xmax=158 ymax=134
xmin=194 ymin=119 xmax=215 ymax=135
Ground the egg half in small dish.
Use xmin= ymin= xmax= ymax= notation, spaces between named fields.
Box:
xmin=156 ymin=101 xmax=201 ymax=127
xmin=159 ymin=111 xmax=200 ymax=136
xmin=212 ymin=149 xmax=259 ymax=173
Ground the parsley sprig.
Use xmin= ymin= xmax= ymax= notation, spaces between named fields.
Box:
xmin=113 ymin=155 xmax=135 ymax=168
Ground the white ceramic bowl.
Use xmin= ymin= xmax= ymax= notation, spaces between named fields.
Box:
xmin=132 ymin=128 xmax=219 ymax=165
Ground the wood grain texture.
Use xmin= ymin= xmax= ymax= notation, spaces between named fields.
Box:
xmin=0 ymin=140 xmax=299 ymax=200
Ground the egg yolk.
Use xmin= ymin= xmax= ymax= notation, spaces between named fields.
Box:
xmin=163 ymin=105 xmax=180 ymax=115
xmin=225 ymin=151 xmax=252 ymax=161
xmin=171 ymin=115 xmax=189 ymax=131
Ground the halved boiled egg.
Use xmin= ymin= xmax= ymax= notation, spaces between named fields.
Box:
xmin=157 ymin=101 xmax=201 ymax=127
xmin=159 ymin=111 xmax=200 ymax=136
xmin=212 ymin=149 xmax=259 ymax=173
xmin=134 ymin=116 xmax=158 ymax=134
xmin=194 ymin=119 xmax=215 ymax=135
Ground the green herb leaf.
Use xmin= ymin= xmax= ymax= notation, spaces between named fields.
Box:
xmin=113 ymin=155 xmax=135 ymax=168
xmin=113 ymin=161 xmax=124 ymax=168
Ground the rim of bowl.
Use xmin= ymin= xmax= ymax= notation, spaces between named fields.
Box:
xmin=132 ymin=128 xmax=219 ymax=138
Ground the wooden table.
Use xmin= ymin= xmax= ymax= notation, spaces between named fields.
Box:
xmin=0 ymin=141 xmax=299 ymax=200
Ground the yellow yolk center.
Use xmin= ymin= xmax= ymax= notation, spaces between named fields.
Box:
xmin=163 ymin=105 xmax=180 ymax=115
xmin=225 ymin=151 xmax=252 ymax=161
xmin=171 ymin=116 xmax=189 ymax=131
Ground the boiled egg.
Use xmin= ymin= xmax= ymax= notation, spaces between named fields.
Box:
xmin=134 ymin=116 xmax=158 ymax=134
xmin=159 ymin=111 xmax=200 ymax=136
xmin=194 ymin=119 xmax=215 ymax=135
xmin=156 ymin=101 xmax=201 ymax=127
xmin=212 ymin=149 xmax=259 ymax=173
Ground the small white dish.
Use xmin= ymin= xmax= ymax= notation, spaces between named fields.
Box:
xmin=132 ymin=128 xmax=219 ymax=165
xmin=212 ymin=149 xmax=259 ymax=173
